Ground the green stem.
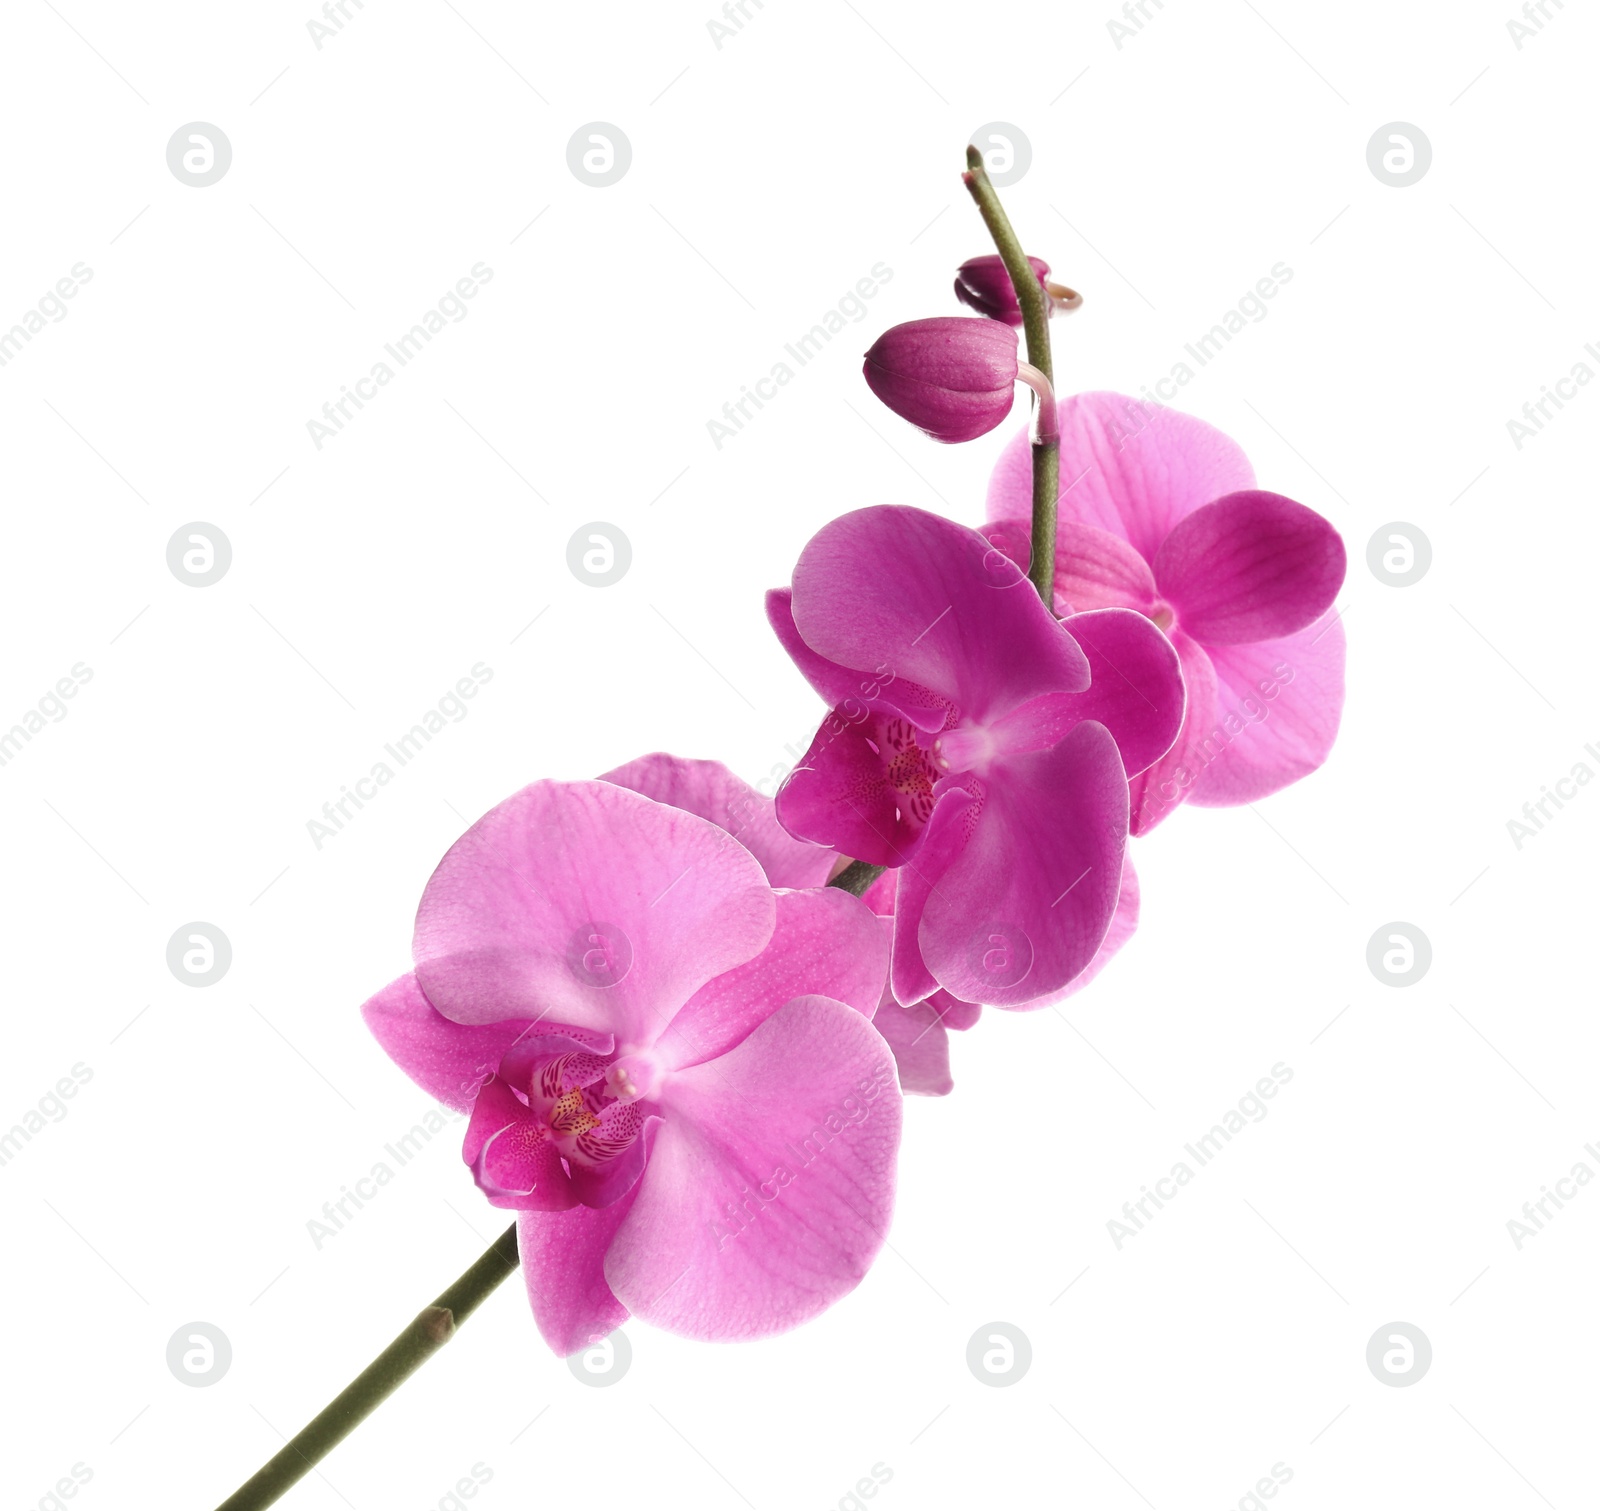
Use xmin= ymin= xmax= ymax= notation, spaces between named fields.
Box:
xmin=827 ymin=858 xmax=887 ymax=897
xmin=962 ymin=145 xmax=1059 ymax=606
xmin=214 ymin=1224 xmax=520 ymax=1511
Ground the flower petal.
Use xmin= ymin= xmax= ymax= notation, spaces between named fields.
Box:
xmin=568 ymin=1113 xmax=658 ymax=1210
xmin=983 ymin=518 xmax=1159 ymax=623
xmin=890 ymin=785 xmax=980 ymax=1007
xmin=874 ymin=852 xmax=1137 ymax=1017
xmin=463 ymin=1078 xmax=576 ymax=1211
xmin=517 ymin=1196 xmax=639 ymax=1355
xmin=774 ymin=707 xmax=930 ymax=868
xmin=767 ymin=588 xmax=952 ymax=733
xmin=988 ymin=392 xmax=1256 ymax=560
xmin=1153 ymin=491 xmax=1346 ymax=645
xmin=600 ymin=751 xmax=834 ymax=891
xmin=919 ymin=722 xmax=1129 ymax=1007
xmin=872 ymin=998 xmax=953 ymax=1095
xmin=767 ymin=586 xmax=879 ymax=711
xmin=657 ymin=888 xmax=888 ymax=1071
xmin=497 ymin=1028 xmax=615 ymax=1097
xmin=933 ymin=992 xmax=983 ymax=1031
xmin=861 ymin=870 xmax=983 ymax=1035
xmin=413 ymin=780 xmax=776 ymax=1044
xmin=1055 ymin=850 xmax=1139 ymax=999
xmin=789 ymin=506 xmax=1090 ymax=725
xmin=604 ymin=995 xmax=901 ymax=1341
xmin=1129 ymin=630 xmax=1220 ymax=836
xmin=870 ymin=990 xmax=980 ymax=1097
xmin=1054 ymin=607 xmax=1186 ymax=777
xmin=359 ymin=973 xmax=532 ymax=1114
xmin=1052 ymin=521 xmax=1160 ymax=615
xmin=1002 ymin=851 xmax=1141 ymax=1009
xmin=1188 ymin=609 xmax=1346 ymax=806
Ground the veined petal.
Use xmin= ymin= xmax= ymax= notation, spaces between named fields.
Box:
xmin=600 ymin=751 xmax=835 ymax=891
xmin=890 ymin=784 xmax=981 ymax=1007
xmin=1053 ymin=521 xmax=1160 ymax=615
xmin=873 ymin=852 xmax=1137 ymax=1017
xmin=1053 ymin=850 xmax=1139 ymax=1000
xmin=1056 ymin=608 xmax=1186 ymax=777
xmin=919 ymin=722 xmax=1128 ymax=1007
xmin=463 ymin=1078 xmax=575 ymax=1211
xmin=412 ymin=780 xmax=775 ymax=1046
xmin=497 ymin=1028 xmax=615 ymax=1099
xmin=605 ymin=995 xmax=901 ymax=1341
xmin=568 ymin=1114 xmax=658 ymax=1210
xmin=1129 ymin=631 xmax=1221 ymax=835
xmin=870 ymin=990 xmax=980 ymax=1097
xmin=767 ymin=585 xmax=870 ymax=709
xmin=359 ymin=973 xmax=534 ymax=1114
xmin=767 ymin=588 xmax=952 ymax=733
xmin=932 ymin=992 xmax=983 ymax=1031
xmin=657 ymin=888 xmax=888 ymax=1071
xmin=517 ymin=1197 xmax=639 ymax=1356
xmin=996 ymin=851 xmax=1141 ymax=1010
xmin=988 ymin=392 xmax=1256 ymax=560
xmin=861 ymin=869 xmax=983 ymax=1086
xmin=789 ymin=506 xmax=1090 ymax=725
xmin=775 ymin=707 xmax=938 ymax=868
xmin=1153 ymin=491 xmax=1345 ymax=645
xmin=1188 ymin=609 xmax=1346 ymax=806
xmin=871 ymin=998 xmax=952 ymax=1096
xmin=979 ymin=517 xmax=1160 ymax=621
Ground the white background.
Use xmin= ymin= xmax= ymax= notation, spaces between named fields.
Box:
xmin=2 ymin=1 xmax=1597 ymax=1507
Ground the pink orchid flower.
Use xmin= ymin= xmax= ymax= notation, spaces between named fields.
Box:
xmin=602 ymin=753 xmax=971 ymax=1094
xmin=360 ymin=778 xmax=900 ymax=1354
xmin=602 ymin=752 xmax=1139 ymax=1095
xmin=987 ymin=393 xmax=1347 ymax=834
xmin=767 ymin=504 xmax=1184 ymax=1010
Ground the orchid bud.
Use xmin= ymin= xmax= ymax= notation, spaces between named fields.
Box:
xmin=954 ymin=255 xmax=1050 ymax=324
xmin=862 ymin=317 xmax=1020 ymax=443
xmin=954 ymin=254 xmax=1082 ymax=323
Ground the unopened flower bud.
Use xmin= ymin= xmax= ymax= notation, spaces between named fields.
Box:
xmin=953 ymin=255 xmax=1051 ymax=325
xmin=954 ymin=255 xmax=1081 ymax=322
xmin=862 ymin=317 xmax=1020 ymax=443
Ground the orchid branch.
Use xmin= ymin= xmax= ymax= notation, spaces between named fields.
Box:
xmin=214 ymin=1224 xmax=519 ymax=1511
xmin=962 ymin=147 xmax=1059 ymax=605
xmin=828 ymin=858 xmax=888 ymax=897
